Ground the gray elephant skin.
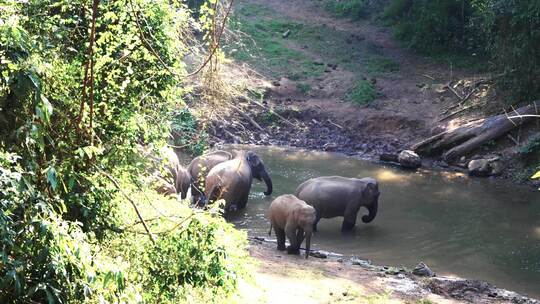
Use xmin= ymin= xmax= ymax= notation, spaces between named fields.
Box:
xmin=162 ymin=147 xmax=191 ymax=199
xmin=187 ymin=150 xmax=233 ymax=204
xmin=205 ymin=151 xmax=273 ymax=211
xmin=268 ymin=194 xmax=316 ymax=258
xmin=295 ymin=176 xmax=379 ymax=232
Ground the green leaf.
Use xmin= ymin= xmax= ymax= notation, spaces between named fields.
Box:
xmin=46 ymin=167 xmax=58 ymax=191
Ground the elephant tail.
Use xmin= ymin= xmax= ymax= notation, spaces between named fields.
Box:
xmin=206 ymin=185 xmax=222 ymax=207
xmin=268 ymin=223 xmax=272 ymax=236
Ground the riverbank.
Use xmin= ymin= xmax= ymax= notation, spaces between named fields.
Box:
xmin=238 ymin=238 xmax=539 ymax=304
xmin=190 ymin=0 xmax=539 ymax=188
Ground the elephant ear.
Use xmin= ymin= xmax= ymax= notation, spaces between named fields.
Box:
xmin=246 ymin=151 xmax=262 ymax=168
xmin=365 ymin=181 xmax=379 ymax=197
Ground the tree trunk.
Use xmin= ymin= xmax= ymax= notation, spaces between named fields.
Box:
xmin=412 ymin=101 xmax=540 ymax=162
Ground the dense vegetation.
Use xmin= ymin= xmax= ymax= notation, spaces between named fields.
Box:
xmin=0 ymin=0 xmax=246 ymax=303
xmin=382 ymin=0 xmax=540 ymax=105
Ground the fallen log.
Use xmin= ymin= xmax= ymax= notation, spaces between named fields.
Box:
xmin=412 ymin=101 xmax=540 ymax=162
xmin=231 ymin=105 xmax=266 ymax=133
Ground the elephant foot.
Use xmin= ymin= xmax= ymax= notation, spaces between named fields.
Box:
xmin=287 ymin=246 xmax=300 ymax=255
xmin=277 ymin=245 xmax=286 ymax=251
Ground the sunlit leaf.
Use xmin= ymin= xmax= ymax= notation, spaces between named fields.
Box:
xmin=532 ymin=171 xmax=540 ymax=179
xmin=46 ymin=167 xmax=58 ymax=191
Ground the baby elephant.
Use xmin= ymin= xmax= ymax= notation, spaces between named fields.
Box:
xmin=268 ymin=194 xmax=316 ymax=258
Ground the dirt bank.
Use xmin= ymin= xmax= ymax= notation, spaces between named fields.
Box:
xmin=237 ymin=239 xmax=539 ymax=304
xmin=191 ymin=0 xmax=539 ymax=187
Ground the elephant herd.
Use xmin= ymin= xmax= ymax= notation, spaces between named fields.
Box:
xmin=162 ymin=148 xmax=380 ymax=259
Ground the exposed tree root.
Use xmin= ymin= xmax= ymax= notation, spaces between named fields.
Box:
xmin=412 ymin=101 xmax=540 ymax=162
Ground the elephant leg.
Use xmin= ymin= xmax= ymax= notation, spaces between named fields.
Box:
xmin=180 ymin=184 xmax=188 ymax=200
xmin=275 ymin=227 xmax=286 ymax=251
xmin=236 ymin=191 xmax=249 ymax=210
xmin=313 ymin=210 xmax=321 ymax=232
xmin=191 ymin=184 xmax=204 ymax=207
xmin=341 ymin=208 xmax=359 ymax=232
xmin=285 ymin=224 xmax=300 ymax=255
xmin=295 ymin=228 xmax=305 ymax=249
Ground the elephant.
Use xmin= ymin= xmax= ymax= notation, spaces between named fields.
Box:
xmin=162 ymin=147 xmax=191 ymax=199
xmin=268 ymin=194 xmax=316 ymax=258
xmin=295 ymin=176 xmax=379 ymax=232
xmin=187 ymin=150 xmax=233 ymax=205
xmin=204 ymin=151 xmax=273 ymax=211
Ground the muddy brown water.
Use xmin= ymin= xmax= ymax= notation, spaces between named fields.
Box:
xmin=197 ymin=145 xmax=540 ymax=298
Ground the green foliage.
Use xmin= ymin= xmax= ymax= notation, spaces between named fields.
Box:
xmin=348 ymin=79 xmax=377 ymax=105
xmin=382 ymin=0 xmax=540 ymax=103
xmin=171 ymin=108 xmax=208 ymax=156
xmin=140 ymin=217 xmax=245 ymax=302
xmin=519 ymin=136 xmax=540 ymax=156
xmin=0 ymin=0 xmax=248 ymax=302
xmin=323 ymin=0 xmax=370 ymax=19
xmin=227 ymin=10 xmax=326 ymax=80
xmin=296 ymin=82 xmax=312 ymax=95
xmin=0 ymin=152 xmax=95 ymax=303
xmin=364 ymin=56 xmax=400 ymax=74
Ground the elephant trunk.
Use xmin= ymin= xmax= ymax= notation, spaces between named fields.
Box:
xmin=361 ymin=199 xmax=378 ymax=223
xmin=261 ymin=171 xmax=273 ymax=196
xmin=304 ymin=231 xmax=311 ymax=259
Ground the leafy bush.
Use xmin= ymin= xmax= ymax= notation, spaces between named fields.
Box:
xmin=348 ymin=79 xmax=377 ymax=105
xmin=139 ymin=216 xmax=246 ymax=302
xmin=382 ymin=0 xmax=540 ymax=103
xmin=0 ymin=0 xmax=248 ymax=302
xmin=171 ymin=108 xmax=208 ymax=156
xmin=0 ymin=151 xmax=96 ymax=303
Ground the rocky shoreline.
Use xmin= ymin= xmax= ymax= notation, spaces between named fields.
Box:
xmin=201 ymin=92 xmax=539 ymax=189
xmin=249 ymin=237 xmax=539 ymax=304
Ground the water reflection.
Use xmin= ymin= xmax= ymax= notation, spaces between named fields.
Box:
xmin=222 ymin=145 xmax=540 ymax=298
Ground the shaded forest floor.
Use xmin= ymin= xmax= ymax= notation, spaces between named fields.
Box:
xmin=192 ymin=0 xmax=539 ymax=186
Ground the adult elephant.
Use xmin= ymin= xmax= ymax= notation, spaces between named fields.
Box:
xmin=205 ymin=151 xmax=273 ymax=211
xmin=295 ymin=176 xmax=379 ymax=232
xmin=187 ymin=150 xmax=233 ymax=204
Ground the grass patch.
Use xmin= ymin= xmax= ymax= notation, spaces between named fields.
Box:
xmin=324 ymin=0 xmax=369 ymax=19
xmin=227 ymin=4 xmax=327 ymax=80
xmin=364 ymin=56 xmax=400 ymax=74
xmin=347 ymin=79 xmax=377 ymax=105
xmin=228 ymin=2 xmax=386 ymax=79
xmin=296 ymin=82 xmax=311 ymax=95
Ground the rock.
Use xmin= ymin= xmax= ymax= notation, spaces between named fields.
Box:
xmin=351 ymin=257 xmax=372 ymax=268
xmin=309 ymin=250 xmax=328 ymax=259
xmin=380 ymin=153 xmax=399 ymax=163
xmin=468 ymin=158 xmax=505 ymax=177
xmin=323 ymin=143 xmax=338 ymax=151
xmin=398 ymin=150 xmax=422 ymax=169
xmin=412 ymin=262 xmax=436 ymax=277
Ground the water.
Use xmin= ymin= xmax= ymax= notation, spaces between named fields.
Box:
xmin=219 ymin=145 xmax=540 ymax=298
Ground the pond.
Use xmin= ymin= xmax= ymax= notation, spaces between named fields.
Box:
xmin=219 ymin=145 xmax=540 ymax=298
